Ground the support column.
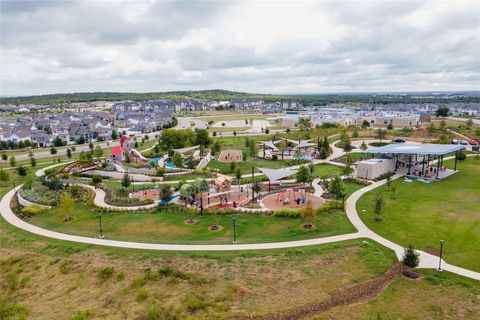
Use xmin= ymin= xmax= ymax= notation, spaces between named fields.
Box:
xmin=408 ymin=155 xmax=412 ymax=175
xmin=436 ymin=156 xmax=440 ymax=179
xmin=421 ymin=155 xmax=426 ymax=176
xmin=454 ymin=150 xmax=458 ymax=171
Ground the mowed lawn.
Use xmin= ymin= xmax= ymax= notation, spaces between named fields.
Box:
xmin=207 ymin=158 xmax=290 ymax=175
xmin=357 ymin=157 xmax=480 ymax=272
xmin=29 ymin=204 xmax=356 ymax=245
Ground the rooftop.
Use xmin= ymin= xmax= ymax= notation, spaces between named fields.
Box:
xmin=369 ymin=143 xmax=465 ymax=156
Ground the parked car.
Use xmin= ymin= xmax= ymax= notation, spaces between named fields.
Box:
xmin=392 ymin=138 xmax=406 ymax=143
xmin=468 ymin=140 xmax=478 ymax=145
xmin=451 ymin=139 xmax=458 ymax=144
xmin=460 ymin=140 xmax=469 ymax=145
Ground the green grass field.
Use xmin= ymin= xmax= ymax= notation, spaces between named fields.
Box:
xmin=29 ymin=204 xmax=356 ymax=244
xmin=207 ymin=158 xmax=290 ymax=175
xmin=357 ymin=157 xmax=480 ymax=272
xmin=312 ymin=164 xmax=343 ymax=178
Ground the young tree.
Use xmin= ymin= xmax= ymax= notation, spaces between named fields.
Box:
xmin=252 ymin=180 xmax=262 ymax=199
xmin=328 ymin=175 xmax=346 ymax=200
xmin=194 ymin=128 xmax=211 ymax=150
xmin=352 ymin=129 xmax=359 ymax=138
xmin=360 ymin=140 xmax=368 ymax=150
xmin=9 ymin=156 xmax=16 ymax=168
xmin=89 ymin=141 xmax=94 ymax=150
xmin=319 ymin=147 xmax=328 ymax=160
xmin=342 ymin=155 xmax=354 ymax=177
xmin=121 ymin=172 xmax=131 ymax=188
xmin=322 ymin=136 xmax=330 ymax=155
xmin=374 ymin=193 xmax=385 ymax=222
xmin=50 ymin=147 xmax=57 ymax=155
xmin=402 ymin=244 xmax=420 ymax=268
xmin=296 ymin=165 xmax=314 ymax=185
xmin=301 ymin=200 xmax=315 ymax=225
xmin=92 ymin=175 xmax=103 ymax=185
xmin=230 ymin=161 xmax=236 ymax=173
xmin=211 ymin=140 xmax=221 ymax=156
xmin=465 ymin=118 xmax=473 ymax=128
xmin=387 ymin=123 xmax=394 ymax=130
xmin=93 ymin=145 xmax=104 ymax=159
xmin=375 ymin=129 xmax=387 ymax=141
xmin=249 ymin=139 xmax=258 ymax=157
xmin=66 ymin=148 xmax=72 ymax=159
xmin=298 ymin=117 xmax=312 ymax=131
xmin=172 ymin=152 xmax=184 ymax=168
xmin=427 ymin=122 xmax=436 ymax=134
xmin=1 ymin=153 xmax=7 ymax=161
xmin=111 ymin=129 xmax=118 ymax=140
xmin=390 ymin=186 xmax=397 ymax=199
xmin=265 ymin=128 xmax=270 ymax=134
xmin=53 ymin=136 xmax=64 ymax=147
xmin=235 ymin=167 xmax=242 ymax=184
xmin=30 ymin=156 xmax=36 ymax=167
xmin=308 ymin=162 xmax=315 ymax=173
xmin=160 ymin=186 xmax=173 ymax=206
xmin=58 ymin=192 xmax=75 ymax=218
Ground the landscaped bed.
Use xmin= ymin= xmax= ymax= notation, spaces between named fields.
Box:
xmin=357 ymin=157 xmax=480 ymax=272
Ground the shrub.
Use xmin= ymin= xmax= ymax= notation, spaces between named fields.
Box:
xmin=99 ymin=267 xmax=115 ymax=280
xmin=137 ymin=288 xmax=148 ymax=302
xmin=68 ymin=309 xmax=92 ymax=320
xmin=158 ymin=265 xmax=190 ymax=280
xmin=21 ymin=205 xmax=49 ymax=216
xmin=272 ymin=154 xmax=278 ymax=161
xmin=0 ymin=298 xmax=30 ymax=320
xmin=273 ymin=209 xmax=301 ymax=217
xmin=402 ymin=244 xmax=420 ymax=268
xmin=187 ymin=298 xmax=208 ymax=312
xmin=316 ymin=201 xmax=344 ymax=213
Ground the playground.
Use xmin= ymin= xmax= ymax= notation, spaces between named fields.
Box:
xmin=262 ymin=190 xmax=324 ymax=210
xmin=217 ymin=149 xmax=242 ymax=162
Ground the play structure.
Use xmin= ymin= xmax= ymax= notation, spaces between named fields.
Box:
xmin=262 ymin=191 xmax=324 ymax=210
xmin=111 ymin=135 xmax=150 ymax=165
xmin=218 ymin=149 xmax=242 ymax=162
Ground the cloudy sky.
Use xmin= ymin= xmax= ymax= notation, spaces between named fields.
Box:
xmin=1 ymin=0 xmax=479 ymax=96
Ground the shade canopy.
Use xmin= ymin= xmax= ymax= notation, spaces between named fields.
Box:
xmin=261 ymin=141 xmax=280 ymax=151
xmin=369 ymin=143 xmax=465 ymax=156
xmin=258 ymin=167 xmax=297 ymax=181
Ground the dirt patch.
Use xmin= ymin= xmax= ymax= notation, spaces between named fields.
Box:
xmin=301 ymin=223 xmax=315 ymax=230
xmin=262 ymin=262 xmax=405 ymax=320
xmin=425 ymin=246 xmax=441 ymax=257
xmin=209 ymin=224 xmax=223 ymax=231
xmin=184 ymin=219 xmax=198 ymax=225
xmin=218 ymin=149 xmax=243 ymax=162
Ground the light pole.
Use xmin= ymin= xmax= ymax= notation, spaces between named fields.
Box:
xmin=98 ymin=214 xmax=104 ymax=239
xmin=232 ymin=217 xmax=237 ymax=244
xmin=437 ymin=239 xmax=445 ymax=271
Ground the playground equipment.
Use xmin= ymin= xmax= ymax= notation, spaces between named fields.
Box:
xmin=276 ymin=187 xmax=306 ymax=206
xmin=59 ymin=160 xmax=101 ymax=174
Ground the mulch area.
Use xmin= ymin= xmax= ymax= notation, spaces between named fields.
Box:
xmin=425 ymin=246 xmax=440 ymax=257
xmin=260 ymin=262 xmax=406 ymax=320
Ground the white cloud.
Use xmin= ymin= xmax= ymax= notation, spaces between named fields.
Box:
xmin=0 ymin=0 xmax=479 ymax=96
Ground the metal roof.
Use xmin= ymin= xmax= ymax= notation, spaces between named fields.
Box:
xmin=368 ymin=143 xmax=465 ymax=156
xmin=258 ymin=167 xmax=297 ymax=181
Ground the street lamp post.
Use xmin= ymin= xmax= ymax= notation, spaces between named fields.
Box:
xmin=98 ymin=214 xmax=104 ymax=239
xmin=437 ymin=240 xmax=445 ymax=271
xmin=232 ymin=217 xmax=237 ymax=244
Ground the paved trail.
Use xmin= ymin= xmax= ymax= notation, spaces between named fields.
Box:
xmin=1 ymin=148 xmax=479 ymax=281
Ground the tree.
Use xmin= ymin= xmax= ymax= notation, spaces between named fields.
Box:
xmin=436 ymin=107 xmax=450 ymax=117
xmin=249 ymin=139 xmax=258 ymax=157
xmin=1 ymin=153 xmax=7 ymax=161
xmin=233 ymin=130 xmax=237 ymax=137
xmin=427 ymin=122 xmax=436 ymax=134
xmin=235 ymin=168 xmax=242 ymax=184
xmin=374 ymin=193 xmax=385 ymax=222
xmin=352 ymin=129 xmax=359 ymax=138
xmin=252 ymin=180 xmax=262 ymax=199
xmin=265 ymin=128 xmax=270 ymax=134
xmin=172 ymin=152 xmax=184 ymax=168
xmin=194 ymin=128 xmax=211 ymax=150
xmin=52 ymin=136 xmax=64 ymax=147
xmin=66 ymin=148 xmax=72 ymax=159
xmin=465 ymin=119 xmax=473 ymax=128
xmin=375 ymin=129 xmax=387 ymax=141
xmin=387 ymin=123 xmax=394 ymax=130
xmin=58 ymin=192 xmax=74 ymax=218
xmin=50 ymin=147 xmax=57 ymax=155
xmin=30 ymin=156 xmax=36 ymax=167
xmin=212 ymin=140 xmax=221 ymax=156
xmin=402 ymin=244 xmax=420 ymax=268
xmin=134 ymin=141 xmax=139 ymax=148
xmin=121 ymin=172 xmax=131 ymax=188
xmin=230 ymin=161 xmax=236 ymax=173
xmin=92 ymin=175 xmax=102 ymax=185
xmin=319 ymin=147 xmax=328 ymax=159
xmin=342 ymin=155 xmax=354 ymax=177
xmin=308 ymin=162 xmax=315 ymax=173
xmin=390 ymin=186 xmax=397 ymax=199
xmin=298 ymin=117 xmax=312 ymax=131
xmin=296 ymin=165 xmax=314 ymax=185
xmin=93 ymin=145 xmax=103 ymax=159
xmin=111 ymin=129 xmax=118 ymax=140
xmin=160 ymin=186 xmax=173 ymax=206
xmin=0 ymin=169 xmax=9 ymax=181
xmin=438 ymin=134 xmax=450 ymax=144
xmin=301 ymin=200 xmax=315 ymax=224
xmin=322 ymin=136 xmax=330 ymax=155
xmin=76 ymin=136 xmax=86 ymax=144
xmin=9 ymin=156 xmax=16 ymax=168
xmin=89 ymin=142 xmax=94 ymax=150
xmin=361 ymin=120 xmax=371 ymax=128
xmin=212 ymin=131 xmax=217 ymax=137
xmin=360 ymin=140 xmax=368 ymax=150
xmin=79 ymin=151 xmax=87 ymax=161
xmin=328 ymin=175 xmax=346 ymax=200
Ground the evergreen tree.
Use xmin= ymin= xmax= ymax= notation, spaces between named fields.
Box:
xmin=402 ymin=244 xmax=420 ymax=268
xmin=121 ymin=172 xmax=131 ymax=188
